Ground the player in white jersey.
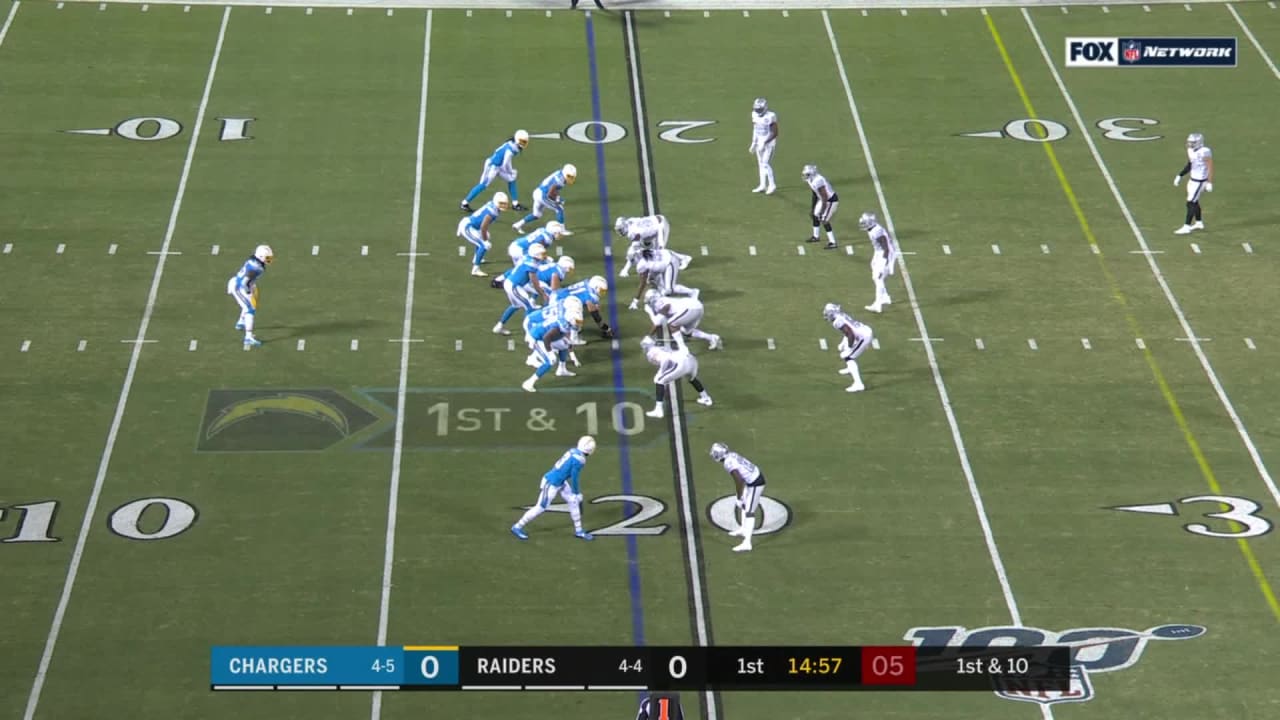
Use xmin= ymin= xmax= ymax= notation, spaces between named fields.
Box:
xmin=628 ymin=247 xmax=698 ymax=310
xmin=615 ymin=214 xmax=692 ymax=274
xmin=859 ymin=212 xmax=898 ymax=313
xmin=823 ymin=303 xmax=873 ymax=393
xmin=802 ymin=165 xmax=839 ymax=249
xmin=1174 ymin=132 xmax=1214 ymax=235
xmin=226 ymin=245 xmax=274 ymax=348
xmin=748 ymin=97 xmax=779 ymax=194
xmin=709 ymin=442 xmax=767 ymax=552
xmin=643 ymin=289 xmax=722 ymax=350
xmin=640 ymin=333 xmax=713 ymax=419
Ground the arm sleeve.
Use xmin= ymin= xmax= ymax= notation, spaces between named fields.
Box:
xmin=568 ymin=461 xmax=583 ymax=494
xmin=1178 ymin=162 xmax=1191 ymax=177
xmin=590 ymin=308 xmax=603 ymax=324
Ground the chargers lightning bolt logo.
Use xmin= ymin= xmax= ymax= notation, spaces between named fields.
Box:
xmin=205 ymin=393 xmax=351 ymax=439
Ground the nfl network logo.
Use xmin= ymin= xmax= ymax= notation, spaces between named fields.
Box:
xmin=1066 ymin=37 xmax=1237 ymax=67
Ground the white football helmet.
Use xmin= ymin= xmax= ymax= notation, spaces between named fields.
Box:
xmin=614 ymin=217 xmax=630 ymax=236
xmin=640 ymin=335 xmax=657 ymax=353
xmin=546 ymin=221 xmax=567 ymax=237
xmin=558 ymin=256 xmax=575 ymax=272
xmin=563 ymin=296 xmax=584 ymax=321
xmin=253 ymin=244 xmax=275 ymax=265
xmin=528 ymin=242 xmax=547 ymax=259
xmin=643 ymin=288 xmax=663 ymax=312
xmin=588 ymin=275 xmax=608 ymax=295
xmin=514 ymin=129 xmax=530 ymax=148
xmin=858 ymin=212 xmax=878 ymax=231
xmin=1186 ymin=132 xmax=1204 ymax=150
xmin=822 ymin=303 xmax=842 ymax=322
xmin=563 ymin=164 xmax=578 ymax=185
xmin=753 ymin=97 xmax=768 ymax=115
xmin=493 ymin=191 xmax=511 ymax=210
xmin=709 ymin=442 xmax=729 ymax=462
xmin=577 ymin=435 xmax=597 ymax=455
xmin=802 ymin=164 xmax=818 ymax=181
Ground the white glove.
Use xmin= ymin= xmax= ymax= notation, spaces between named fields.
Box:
xmin=482 ymin=240 xmax=492 ymax=250
xmin=569 ymin=352 xmax=581 ymax=367
xmin=628 ymin=299 xmax=639 ymax=311
xmin=747 ymin=143 xmax=755 ymax=154
xmin=1206 ymin=182 xmax=1213 ymax=192
xmin=509 ymin=169 xmax=517 ymax=180
xmin=1173 ymin=175 xmax=1182 ymax=187
xmin=619 ymin=267 xmax=630 ymax=278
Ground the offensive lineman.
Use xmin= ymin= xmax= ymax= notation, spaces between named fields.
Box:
xmin=748 ymin=97 xmax=778 ymax=194
xmin=227 ymin=244 xmax=274 ymax=348
xmin=461 ymin=131 xmax=529 ymax=213
xmin=511 ymin=435 xmax=597 ymax=541
xmin=860 ymin=212 xmax=898 ymax=313
xmin=1174 ymin=132 xmax=1213 ymax=235
xmin=802 ymin=164 xmax=839 ymax=249
xmin=643 ymin=289 xmax=722 ymax=350
xmin=641 ymin=333 xmax=713 ymax=419
xmin=709 ymin=442 xmax=767 ymax=553
xmin=823 ymin=303 xmax=873 ymax=393
xmin=615 ymin=214 xmax=692 ymax=274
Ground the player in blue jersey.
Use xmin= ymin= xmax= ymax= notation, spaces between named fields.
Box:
xmin=461 ymin=131 xmax=529 ymax=213
xmin=538 ymin=255 xmax=575 ymax=295
xmin=225 ymin=244 xmax=274 ymax=348
xmin=457 ymin=192 xmax=511 ymax=277
xmin=506 ymin=221 xmax=567 ymax=266
xmin=511 ymin=435 xmax=597 ymax=540
xmin=493 ymin=243 xmax=549 ymax=336
xmin=555 ymin=275 xmax=613 ymax=340
xmin=512 ymin=164 xmax=577 ymax=234
xmin=522 ymin=297 xmax=584 ymax=392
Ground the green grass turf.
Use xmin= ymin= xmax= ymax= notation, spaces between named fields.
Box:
xmin=2 ymin=2 xmax=1279 ymax=719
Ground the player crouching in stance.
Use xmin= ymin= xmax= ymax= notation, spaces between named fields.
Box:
xmin=643 ymin=289 xmax=721 ymax=350
xmin=823 ymin=303 xmax=873 ymax=393
xmin=1173 ymin=132 xmax=1213 ymax=235
xmin=511 ymin=435 xmax=597 ymax=541
xmin=802 ymin=164 xmax=839 ymax=249
xmin=457 ymin=191 xmax=511 ymax=277
xmin=513 ymin=164 xmax=577 ymax=234
xmin=615 ymin=214 xmax=692 ymax=274
xmin=860 ymin=212 xmax=897 ymax=313
xmin=640 ymin=333 xmax=712 ymax=419
xmin=227 ymin=244 xmax=273 ymax=348
xmin=522 ymin=296 xmax=585 ymax=392
xmin=709 ymin=443 xmax=767 ymax=553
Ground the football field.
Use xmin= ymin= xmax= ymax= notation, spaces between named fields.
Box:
xmin=3 ymin=0 xmax=1280 ymax=718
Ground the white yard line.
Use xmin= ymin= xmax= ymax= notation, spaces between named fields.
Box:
xmin=1023 ymin=8 xmax=1280 ymax=512
xmin=370 ymin=10 xmax=431 ymax=720
xmin=1227 ymin=4 xmax=1280 ymax=80
xmin=823 ymin=19 xmax=1043 ymax=718
xmin=23 ymin=8 xmax=232 ymax=720
xmin=0 ymin=2 xmax=20 ymax=49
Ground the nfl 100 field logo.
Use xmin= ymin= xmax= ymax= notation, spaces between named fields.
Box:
xmin=1066 ymin=37 xmax=1237 ymax=67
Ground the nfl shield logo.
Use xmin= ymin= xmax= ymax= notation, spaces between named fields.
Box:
xmin=1123 ymin=41 xmax=1142 ymax=63
xmin=996 ymin=665 xmax=1095 ymax=706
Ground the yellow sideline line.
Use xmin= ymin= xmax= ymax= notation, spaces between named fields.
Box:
xmin=984 ymin=12 xmax=1280 ymax=623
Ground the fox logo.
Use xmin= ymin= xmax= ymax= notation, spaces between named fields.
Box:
xmin=905 ymin=624 xmax=1205 ymax=706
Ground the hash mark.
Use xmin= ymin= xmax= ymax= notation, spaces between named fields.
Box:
xmin=466 ymin=9 xmax=472 ymax=16
xmin=900 ymin=8 xmax=908 ymax=15
xmin=1102 ymin=6 xmax=1110 ymax=13
xmin=361 ymin=245 xmax=369 ymax=256
xmin=1270 ymin=1 xmax=1277 ymax=8
xmin=387 ymin=8 xmax=393 ymax=15
xmin=455 ymin=339 xmax=463 ymax=351
xmin=943 ymin=244 xmax=952 ymax=255
xmin=782 ymin=10 xmax=789 ymax=17
xmin=297 ymin=339 xmax=306 ymax=351
xmin=507 ymin=339 xmax=515 ymax=352
xmin=1028 ymin=338 xmax=1038 ymax=351
xmin=871 ymin=337 xmax=880 ymax=350
xmin=796 ymin=245 xmax=806 ymax=256
xmin=545 ymin=9 xmax=551 ymax=16
xmin=77 ymin=340 xmax=87 ymax=352
xmin=704 ymin=10 xmax=710 ymax=17
xmin=98 ymin=2 xmax=105 ymax=10
xmin=819 ymin=338 xmax=828 ymax=350
xmin=766 ymin=337 xmax=776 ymax=350
xmin=458 ymin=245 xmax=466 ymax=256
xmin=189 ymin=339 xmax=198 ymax=351
xmin=1135 ymin=338 xmax=1147 ymax=349
xmin=991 ymin=243 xmax=1001 ymax=255
xmin=555 ymin=246 xmax=563 ymax=257
xmin=1092 ymin=244 xmax=1101 ymax=254
xmin=1243 ymin=242 xmax=1253 ymax=254
xmin=2 ymin=243 xmax=10 ymax=254
xmin=311 ymin=245 xmax=320 ymax=256
xmin=1184 ymin=3 xmax=1192 ymax=10
xmin=108 ymin=244 xmax=117 ymax=255
xmin=351 ymin=339 xmax=359 ymax=351
xmin=610 ymin=339 xmax=620 ymax=351
xmin=306 ymin=7 xmax=313 ymax=14
xmin=56 ymin=243 xmax=66 ymax=255
xmin=604 ymin=245 xmax=613 ymax=257
xmin=1245 ymin=338 xmax=1256 ymax=350
xmin=844 ymin=245 xmax=854 ymax=256
xmin=1143 ymin=4 xmax=1151 ymax=10
xmin=265 ymin=6 xmax=272 ymax=13
xmin=664 ymin=10 xmax=670 ymax=16
xmin=1190 ymin=243 xmax=1201 ymax=254
xmin=56 ymin=2 xmax=63 ymax=7
xmin=862 ymin=9 xmax=869 ymax=15
xmin=142 ymin=4 xmax=149 ymax=11
xmin=346 ymin=8 xmax=353 ymax=15
xmin=941 ymin=8 xmax=948 ymax=15
xmin=211 ymin=244 xmax=220 ymax=255
xmin=1041 ymin=244 xmax=1050 ymax=254
xmin=980 ymin=7 xmax=988 ymax=15
xmin=21 ymin=340 xmax=30 ymax=352
xmin=1081 ymin=338 xmax=1092 ymax=350
xmin=700 ymin=245 xmax=709 ymax=256
xmin=743 ymin=10 xmax=749 ymax=16
xmin=506 ymin=10 xmax=512 ymax=17
xmin=748 ymin=245 xmax=757 ymax=256
xmin=183 ymin=5 xmax=189 ymax=11
xmin=975 ymin=338 xmax=985 ymax=350
xmin=1060 ymin=5 xmax=1068 ymax=12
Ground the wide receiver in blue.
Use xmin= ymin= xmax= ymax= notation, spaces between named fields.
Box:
xmin=511 ymin=435 xmax=597 ymax=540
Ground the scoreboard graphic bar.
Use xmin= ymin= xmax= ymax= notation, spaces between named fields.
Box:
xmin=210 ymin=645 xmax=1072 ymax=692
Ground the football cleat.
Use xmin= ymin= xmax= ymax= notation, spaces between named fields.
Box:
xmin=732 ymin=541 xmax=752 ymax=552
xmin=846 ymin=382 xmax=866 ymax=393
xmin=556 ymin=366 xmax=577 ymax=377
xmin=235 ymin=321 xmax=245 ymax=331
xmin=805 ymin=235 xmax=821 ymax=243
xmin=1174 ymin=225 xmax=1194 ymax=235
xmin=1191 ymin=221 xmax=1204 ymax=231
xmin=574 ymin=529 xmax=594 ymax=541
xmin=696 ymin=395 xmax=714 ymax=407
xmin=510 ymin=526 xmax=529 ymax=540
xmin=563 ymin=164 xmax=578 ymax=185
xmin=471 ymin=266 xmax=488 ymax=277
xmin=824 ymin=242 xmax=838 ymax=250
xmin=460 ymin=201 xmax=473 ymax=213
xmin=492 ymin=323 xmax=511 ymax=336
xmin=243 ymin=337 xmax=263 ymax=348
xmin=512 ymin=222 xmax=525 ymax=233
xmin=512 ymin=202 xmax=528 ymax=212
xmin=521 ymin=377 xmax=538 ymax=393
xmin=645 ymin=405 xmax=665 ymax=419
xmin=514 ymin=129 xmax=530 ymax=148
xmin=858 ymin=212 xmax=878 ymax=231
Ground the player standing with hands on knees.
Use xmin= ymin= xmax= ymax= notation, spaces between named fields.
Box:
xmin=709 ymin=443 xmax=768 ymax=553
